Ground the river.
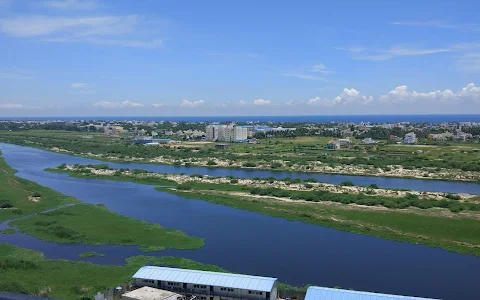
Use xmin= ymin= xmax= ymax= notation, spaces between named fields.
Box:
xmin=1 ymin=143 xmax=480 ymax=300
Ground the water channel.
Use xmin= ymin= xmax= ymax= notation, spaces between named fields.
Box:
xmin=1 ymin=143 xmax=479 ymax=300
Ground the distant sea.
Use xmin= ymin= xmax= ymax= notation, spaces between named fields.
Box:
xmin=3 ymin=114 xmax=480 ymax=123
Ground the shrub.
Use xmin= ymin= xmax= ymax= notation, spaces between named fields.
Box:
xmin=177 ymin=183 xmax=193 ymax=190
xmin=368 ymin=184 xmax=379 ymax=189
xmin=270 ymin=162 xmax=283 ymax=169
xmin=207 ymin=160 xmax=217 ymax=166
xmin=230 ymin=179 xmax=239 ymax=184
xmin=242 ymin=162 xmax=257 ymax=168
xmin=34 ymin=220 xmax=57 ymax=226
xmin=0 ymin=200 xmax=13 ymax=209
xmin=340 ymin=181 xmax=355 ymax=186
xmin=304 ymin=183 xmax=313 ymax=189
xmin=445 ymin=194 xmax=461 ymax=200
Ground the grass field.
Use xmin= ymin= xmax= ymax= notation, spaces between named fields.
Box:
xmin=0 ymin=243 xmax=225 ymax=299
xmin=11 ymin=203 xmax=204 ymax=250
xmin=0 ymin=152 xmax=80 ymax=222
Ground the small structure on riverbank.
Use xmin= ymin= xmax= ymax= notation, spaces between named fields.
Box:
xmin=304 ymin=286 xmax=438 ymax=300
xmin=215 ymin=143 xmax=229 ymax=150
xmin=132 ymin=266 xmax=278 ymax=300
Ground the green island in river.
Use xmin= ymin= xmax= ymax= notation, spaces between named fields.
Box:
xmin=47 ymin=163 xmax=480 ymax=257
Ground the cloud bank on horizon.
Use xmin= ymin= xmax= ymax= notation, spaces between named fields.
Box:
xmin=0 ymin=0 xmax=479 ymax=116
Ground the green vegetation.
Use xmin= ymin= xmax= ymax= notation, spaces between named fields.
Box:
xmin=78 ymin=251 xmax=105 ymax=257
xmin=158 ymin=187 xmax=480 ymax=257
xmin=0 ymin=228 xmax=15 ymax=234
xmin=340 ymin=180 xmax=355 ymax=186
xmin=0 ymin=152 xmax=80 ymax=222
xmin=11 ymin=204 xmax=203 ymax=250
xmin=0 ymin=243 xmax=225 ymax=299
xmin=47 ymin=164 xmax=177 ymax=186
xmin=2 ymin=131 xmax=480 ymax=180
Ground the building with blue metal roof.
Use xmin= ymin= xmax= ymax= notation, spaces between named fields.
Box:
xmin=305 ymin=286 xmax=438 ymax=300
xmin=132 ymin=266 xmax=278 ymax=300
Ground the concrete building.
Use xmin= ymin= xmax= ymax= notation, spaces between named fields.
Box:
xmin=362 ymin=138 xmax=377 ymax=144
xmin=133 ymin=266 xmax=278 ymax=300
xmin=206 ymin=124 xmax=248 ymax=142
xmin=305 ymin=286 xmax=437 ymax=300
xmin=403 ymin=132 xmax=417 ymax=144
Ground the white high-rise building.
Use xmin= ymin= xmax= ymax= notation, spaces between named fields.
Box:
xmin=205 ymin=124 xmax=248 ymax=142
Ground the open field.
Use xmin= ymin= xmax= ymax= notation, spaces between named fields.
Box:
xmin=0 ymin=243 xmax=226 ymax=299
xmin=0 ymin=151 xmax=80 ymax=222
xmin=11 ymin=204 xmax=204 ymax=251
xmin=2 ymin=130 xmax=480 ymax=181
xmin=47 ymin=164 xmax=480 ymax=257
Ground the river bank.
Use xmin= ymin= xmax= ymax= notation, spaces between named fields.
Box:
xmin=47 ymin=164 xmax=480 ymax=257
xmin=1 ymin=131 xmax=479 ymax=182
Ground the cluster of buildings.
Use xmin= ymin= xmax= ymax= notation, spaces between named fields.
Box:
xmin=124 ymin=266 xmax=437 ymax=300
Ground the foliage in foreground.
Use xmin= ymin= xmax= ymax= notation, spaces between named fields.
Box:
xmin=0 ymin=153 xmax=80 ymax=222
xmin=11 ymin=204 xmax=204 ymax=250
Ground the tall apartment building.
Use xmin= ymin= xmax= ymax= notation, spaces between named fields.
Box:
xmin=206 ymin=124 xmax=248 ymax=142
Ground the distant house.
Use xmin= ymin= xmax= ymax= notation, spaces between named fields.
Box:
xmin=362 ymin=137 xmax=377 ymax=144
xmin=403 ymin=132 xmax=417 ymax=144
xmin=327 ymin=140 xmax=340 ymax=150
xmin=215 ymin=143 xmax=229 ymax=150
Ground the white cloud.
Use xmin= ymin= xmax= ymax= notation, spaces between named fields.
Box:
xmin=253 ymin=99 xmax=272 ymax=106
xmin=93 ymin=100 xmax=144 ymax=108
xmin=336 ymin=45 xmax=451 ymax=61
xmin=0 ymin=103 xmax=23 ymax=108
xmin=71 ymin=82 xmax=94 ymax=89
xmin=308 ymin=97 xmax=335 ymax=106
xmin=44 ymin=0 xmax=98 ymax=10
xmin=457 ymin=53 xmax=480 ymax=73
xmin=309 ymin=88 xmax=373 ymax=106
xmin=279 ymin=73 xmax=326 ymax=81
xmin=152 ymin=103 xmax=163 ymax=108
xmin=0 ymin=68 xmax=33 ymax=79
xmin=380 ymin=83 xmax=480 ymax=104
xmin=0 ymin=15 xmax=138 ymax=37
xmin=333 ymin=46 xmax=365 ymax=53
xmin=44 ymin=37 xmax=163 ymax=49
xmin=391 ymin=21 xmax=480 ymax=32
xmin=457 ymin=83 xmax=480 ymax=102
xmin=238 ymin=100 xmax=246 ymax=105
xmin=310 ymin=64 xmax=334 ymax=74
xmin=180 ymin=99 xmax=204 ymax=108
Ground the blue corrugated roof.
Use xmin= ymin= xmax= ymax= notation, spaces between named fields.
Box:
xmin=132 ymin=267 xmax=277 ymax=292
xmin=305 ymin=286 xmax=438 ymax=300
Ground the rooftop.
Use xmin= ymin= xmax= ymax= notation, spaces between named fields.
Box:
xmin=305 ymin=286 xmax=438 ymax=300
xmin=132 ymin=267 xmax=277 ymax=292
xmin=122 ymin=287 xmax=182 ymax=300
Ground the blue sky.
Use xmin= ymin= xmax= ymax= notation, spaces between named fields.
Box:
xmin=0 ymin=0 xmax=479 ymax=116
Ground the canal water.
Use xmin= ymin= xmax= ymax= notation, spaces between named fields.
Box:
xmin=1 ymin=143 xmax=480 ymax=300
